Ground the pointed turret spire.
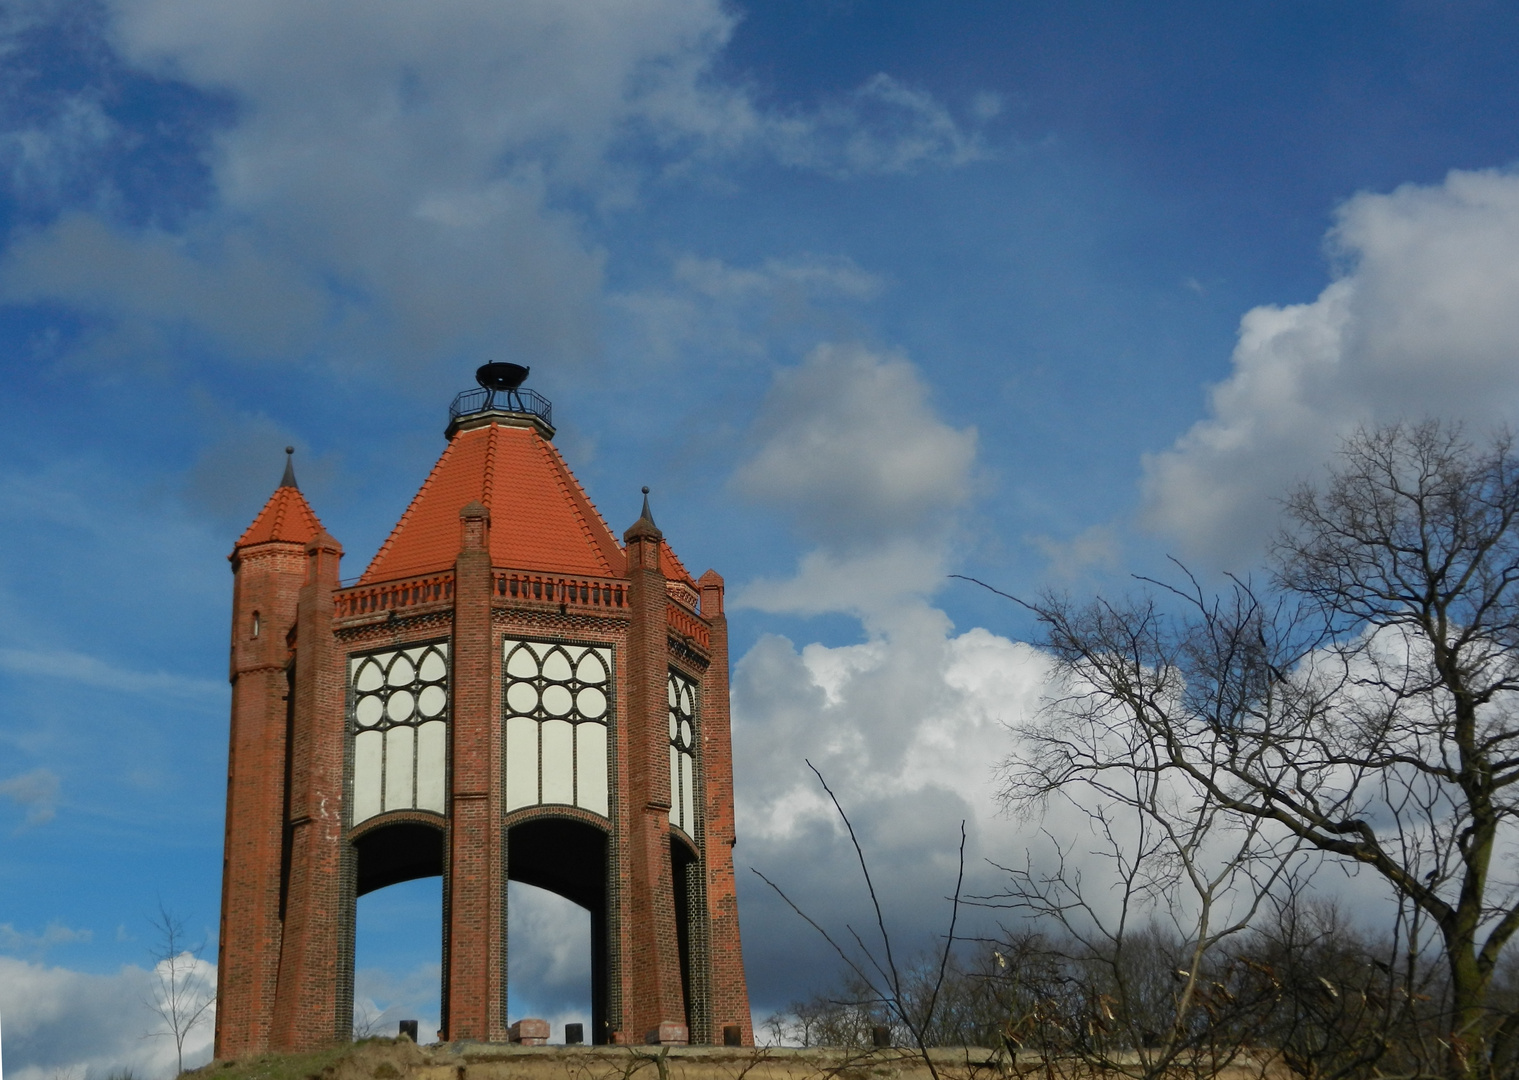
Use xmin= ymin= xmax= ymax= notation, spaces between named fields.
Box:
xmin=233 ymin=448 xmax=324 ymax=552
xmin=624 ymin=485 xmax=663 ymax=544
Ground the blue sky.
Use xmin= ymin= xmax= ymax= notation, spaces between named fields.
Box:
xmin=6 ymin=1 xmax=1519 ymax=1074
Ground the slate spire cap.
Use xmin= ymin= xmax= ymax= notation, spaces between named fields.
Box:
xmin=280 ymin=446 xmax=298 ymax=489
xmin=624 ymin=485 xmax=663 ymax=543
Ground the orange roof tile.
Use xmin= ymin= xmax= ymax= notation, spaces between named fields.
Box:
xmin=660 ymin=541 xmax=696 ymax=588
xmin=234 ymin=484 xmax=325 ymax=549
xmin=359 ymin=422 xmax=633 ymax=584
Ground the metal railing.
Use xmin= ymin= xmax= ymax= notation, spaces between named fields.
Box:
xmin=449 ymin=386 xmax=552 ymax=428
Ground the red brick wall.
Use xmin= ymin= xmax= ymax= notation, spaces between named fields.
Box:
xmin=446 ymin=501 xmax=508 ymax=1041
xmin=698 ymin=570 xmax=753 ymax=1045
xmin=216 ymin=542 xmax=305 ymax=1058
xmin=621 ymin=522 xmax=687 ymax=1041
xmin=268 ymin=531 xmax=348 ymax=1050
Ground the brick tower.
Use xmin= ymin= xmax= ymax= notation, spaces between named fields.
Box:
xmin=215 ymin=368 xmax=751 ymax=1056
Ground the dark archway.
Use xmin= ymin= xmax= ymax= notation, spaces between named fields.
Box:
xmin=671 ymin=836 xmax=704 ymax=1037
xmin=350 ymin=820 xmax=445 ymax=1039
xmin=355 ymin=821 xmax=444 ymax=896
xmin=508 ymin=818 xmax=609 ymax=1042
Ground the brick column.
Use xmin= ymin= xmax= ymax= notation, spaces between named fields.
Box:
xmin=698 ymin=570 xmax=752 ymax=1044
xmin=445 ymin=501 xmax=506 ymax=1040
xmin=622 ymin=514 xmax=688 ymax=1043
xmin=269 ymin=530 xmax=346 ymax=1051
xmin=216 ymin=542 xmax=305 ymax=1058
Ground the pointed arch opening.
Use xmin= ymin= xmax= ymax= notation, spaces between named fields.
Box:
xmin=508 ymin=817 xmax=610 ymax=1043
xmin=351 ymin=821 xmax=445 ymax=1040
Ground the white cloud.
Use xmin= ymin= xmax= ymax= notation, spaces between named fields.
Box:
xmin=1028 ymin=523 xmax=1120 ymax=581
xmin=614 ymin=253 xmax=884 ymax=366
xmin=0 ymin=648 xmax=222 ymax=699
xmin=0 ymin=919 xmax=89 ymax=956
xmin=0 ymin=4 xmax=989 ymax=376
xmin=737 ymin=540 xmax=951 ymax=620
xmin=353 ymin=961 xmax=442 ymax=1042
xmin=731 ymin=343 xmax=977 ymax=618
xmin=0 ymin=769 xmax=61 ymax=827
xmin=758 ymin=74 xmax=990 ymax=179
xmin=1143 ymin=167 xmax=1519 ymax=567
xmin=734 ymin=343 xmax=977 ymax=545
xmin=0 ymin=955 xmax=213 ymax=1080
xmin=732 ymin=611 xmax=1053 ymax=1007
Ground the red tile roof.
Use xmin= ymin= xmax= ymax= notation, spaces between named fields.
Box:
xmin=661 ymin=540 xmax=696 ymax=588
xmin=358 ymin=422 xmax=635 ymax=585
xmin=234 ymin=484 xmax=325 ymax=549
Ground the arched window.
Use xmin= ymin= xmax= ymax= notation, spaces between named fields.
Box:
xmin=349 ymin=643 xmax=450 ymax=826
xmin=503 ymin=639 xmax=612 ymax=817
xmin=668 ymin=670 xmax=697 ymax=836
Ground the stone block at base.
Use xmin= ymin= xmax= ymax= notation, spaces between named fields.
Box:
xmin=644 ymin=1022 xmax=689 ymax=1045
xmin=510 ymin=1018 xmax=550 ymax=1045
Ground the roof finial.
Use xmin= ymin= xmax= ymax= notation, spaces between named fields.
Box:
xmin=640 ymin=485 xmax=655 ymax=526
xmin=281 ymin=446 xmax=298 ymax=490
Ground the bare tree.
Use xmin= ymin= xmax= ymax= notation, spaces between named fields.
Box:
xmin=144 ymin=904 xmax=214 ymax=1076
xmin=985 ymin=421 xmax=1519 ymax=1080
xmin=982 ymin=585 xmax=1303 ymax=1080
xmin=753 ymin=761 xmax=966 ymax=1078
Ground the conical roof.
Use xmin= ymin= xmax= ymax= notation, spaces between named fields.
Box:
xmin=359 ymin=422 xmax=630 ymax=584
xmin=234 ymin=483 xmax=325 ymax=549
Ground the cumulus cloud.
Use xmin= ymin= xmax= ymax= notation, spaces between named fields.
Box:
xmin=0 ymin=3 xmax=989 ymax=377
xmin=735 ymin=341 xmax=976 ymax=556
xmin=731 ymin=343 xmax=977 ymax=618
xmin=1143 ymin=167 xmax=1519 ymax=567
xmin=353 ymin=961 xmax=442 ymax=1042
xmin=733 ymin=617 xmax=1052 ymax=1008
xmin=0 ymin=768 xmax=60 ymax=827
xmin=0 ymin=955 xmax=213 ymax=1080
xmin=721 ymin=341 xmax=1051 ymax=1008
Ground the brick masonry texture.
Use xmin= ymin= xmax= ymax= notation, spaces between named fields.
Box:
xmin=216 ymin=418 xmax=752 ymax=1058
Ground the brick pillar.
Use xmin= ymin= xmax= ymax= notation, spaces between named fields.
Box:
xmin=216 ymin=541 xmax=305 ymax=1058
xmin=622 ymin=514 xmax=688 ymax=1044
xmin=697 ymin=570 xmax=752 ymax=1045
xmin=268 ymin=531 xmax=346 ymax=1051
xmin=445 ymin=500 xmax=506 ymax=1040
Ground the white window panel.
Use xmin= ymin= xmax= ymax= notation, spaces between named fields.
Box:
xmin=353 ymin=730 xmax=384 ymax=824
xmin=505 ymin=716 xmax=539 ymax=811
xmin=384 ymin=725 xmax=415 ymax=810
xmin=416 ymin=721 xmax=447 ymax=813
xmin=502 ymin=639 xmax=613 ymax=819
xmin=541 ymin=720 xmax=575 ymax=804
xmin=576 ymin=723 xmax=608 ymax=817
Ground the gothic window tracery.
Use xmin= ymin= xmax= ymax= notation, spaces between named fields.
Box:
xmin=503 ymin=639 xmax=612 ymax=817
xmin=349 ymin=643 xmax=449 ymax=826
xmin=668 ymin=669 xmax=697 ymax=836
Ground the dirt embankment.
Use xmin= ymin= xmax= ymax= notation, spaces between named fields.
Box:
xmin=189 ymin=1038 xmax=1289 ymax=1080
